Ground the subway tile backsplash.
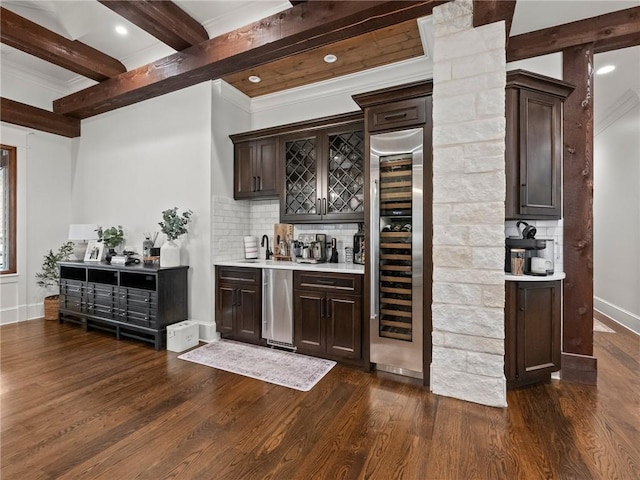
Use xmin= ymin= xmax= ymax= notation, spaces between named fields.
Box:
xmin=212 ymin=196 xmax=360 ymax=262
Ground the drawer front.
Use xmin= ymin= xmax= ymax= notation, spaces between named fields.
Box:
xmin=118 ymin=288 xmax=157 ymax=309
xmin=216 ymin=266 xmax=260 ymax=285
xmin=60 ymin=294 xmax=84 ymax=313
xmin=294 ymin=271 xmax=362 ymax=295
xmin=60 ymin=280 xmax=84 ymax=297
xmin=121 ymin=309 xmax=157 ymax=328
xmin=86 ymin=303 xmax=116 ymax=320
xmin=368 ymin=98 xmax=426 ymax=132
xmin=87 ymin=283 xmax=117 ymax=305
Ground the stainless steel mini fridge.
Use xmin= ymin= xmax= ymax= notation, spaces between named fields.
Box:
xmin=369 ymin=127 xmax=424 ymax=378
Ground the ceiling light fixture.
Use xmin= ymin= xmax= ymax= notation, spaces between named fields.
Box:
xmin=596 ymin=65 xmax=615 ymax=75
xmin=115 ymin=25 xmax=128 ymax=36
xmin=324 ymin=54 xmax=338 ymax=64
xmin=248 ymin=75 xmax=261 ymax=83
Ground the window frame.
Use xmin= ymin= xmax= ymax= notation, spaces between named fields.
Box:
xmin=1 ymin=144 xmax=17 ymax=275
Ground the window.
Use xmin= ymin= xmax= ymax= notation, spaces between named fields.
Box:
xmin=1 ymin=145 xmax=17 ymax=274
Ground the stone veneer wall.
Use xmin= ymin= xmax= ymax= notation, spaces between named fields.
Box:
xmin=430 ymin=0 xmax=507 ymax=407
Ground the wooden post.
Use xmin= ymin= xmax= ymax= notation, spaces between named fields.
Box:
xmin=561 ymin=44 xmax=597 ymax=384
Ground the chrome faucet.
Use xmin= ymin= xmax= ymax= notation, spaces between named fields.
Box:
xmin=261 ymin=235 xmax=272 ymax=260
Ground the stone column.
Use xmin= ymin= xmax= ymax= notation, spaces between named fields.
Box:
xmin=430 ymin=0 xmax=507 ymax=407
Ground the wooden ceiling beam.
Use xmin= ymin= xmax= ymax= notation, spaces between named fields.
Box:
xmin=0 ymin=98 xmax=80 ymax=138
xmin=98 ymin=1 xmax=209 ymax=51
xmin=473 ymin=0 xmax=516 ymax=38
xmin=507 ymin=6 xmax=640 ymax=62
xmin=53 ymin=1 xmax=447 ymax=119
xmin=0 ymin=7 xmax=126 ymax=82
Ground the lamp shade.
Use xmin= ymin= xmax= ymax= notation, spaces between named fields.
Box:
xmin=68 ymin=224 xmax=99 ymax=241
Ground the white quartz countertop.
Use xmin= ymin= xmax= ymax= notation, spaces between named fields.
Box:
xmin=505 ymin=272 xmax=566 ymax=282
xmin=214 ymin=258 xmax=365 ymax=275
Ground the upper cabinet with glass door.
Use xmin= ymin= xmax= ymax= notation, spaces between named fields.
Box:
xmin=281 ymin=121 xmax=364 ymax=224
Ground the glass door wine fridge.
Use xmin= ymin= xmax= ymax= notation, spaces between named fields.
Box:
xmin=370 ymin=128 xmax=423 ymax=378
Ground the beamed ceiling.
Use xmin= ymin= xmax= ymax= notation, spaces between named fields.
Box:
xmin=0 ymin=0 xmax=639 ymax=138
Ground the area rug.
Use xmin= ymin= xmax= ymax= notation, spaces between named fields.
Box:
xmin=594 ymin=319 xmax=616 ymax=333
xmin=178 ymin=339 xmax=336 ymax=391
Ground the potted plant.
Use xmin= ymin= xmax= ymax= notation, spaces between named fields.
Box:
xmin=35 ymin=242 xmax=75 ymax=320
xmin=158 ymin=207 xmax=193 ymax=267
xmin=96 ymin=225 xmax=124 ymax=262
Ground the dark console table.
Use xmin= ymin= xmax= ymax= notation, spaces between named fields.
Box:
xmin=58 ymin=261 xmax=188 ymax=350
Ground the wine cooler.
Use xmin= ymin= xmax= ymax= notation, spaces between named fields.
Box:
xmin=370 ymin=128 xmax=423 ymax=378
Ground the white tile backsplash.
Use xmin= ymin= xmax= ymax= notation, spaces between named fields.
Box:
xmin=213 ymin=196 xmax=360 ymax=262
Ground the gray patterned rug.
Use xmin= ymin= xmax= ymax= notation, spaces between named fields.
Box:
xmin=178 ymin=339 xmax=336 ymax=391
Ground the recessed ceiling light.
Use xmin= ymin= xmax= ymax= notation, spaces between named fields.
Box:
xmin=115 ymin=25 xmax=128 ymax=36
xmin=596 ymin=65 xmax=615 ymax=75
xmin=248 ymin=75 xmax=261 ymax=83
xmin=324 ymin=54 xmax=338 ymax=64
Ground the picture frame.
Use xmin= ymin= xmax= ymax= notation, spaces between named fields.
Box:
xmin=84 ymin=240 xmax=104 ymax=262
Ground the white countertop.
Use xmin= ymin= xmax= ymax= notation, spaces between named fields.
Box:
xmin=214 ymin=258 xmax=365 ymax=275
xmin=505 ymin=272 xmax=565 ymax=282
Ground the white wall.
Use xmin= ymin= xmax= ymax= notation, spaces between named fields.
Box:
xmin=594 ymin=97 xmax=640 ymax=333
xmin=0 ymin=125 xmax=73 ymax=324
xmin=71 ymin=83 xmax=213 ymax=325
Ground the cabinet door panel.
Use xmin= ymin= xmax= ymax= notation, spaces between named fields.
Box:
xmin=518 ymin=90 xmax=562 ymax=218
xmin=281 ymin=133 xmax=320 ymax=222
xmin=216 ymin=285 xmax=235 ymax=334
xmin=236 ymin=287 xmax=260 ymax=340
xmin=517 ymin=282 xmax=561 ymax=374
xmin=294 ymin=291 xmax=324 ymax=355
xmin=255 ymin=139 xmax=279 ymax=197
xmin=234 ymin=142 xmax=255 ymax=199
xmin=326 ymin=293 xmax=361 ymax=359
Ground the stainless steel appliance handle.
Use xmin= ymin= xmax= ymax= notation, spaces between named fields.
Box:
xmin=262 ymin=278 xmax=268 ymax=326
xmin=370 ymin=178 xmax=380 ymax=319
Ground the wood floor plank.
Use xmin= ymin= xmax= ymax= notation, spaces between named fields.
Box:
xmin=2 ymin=319 xmax=639 ymax=479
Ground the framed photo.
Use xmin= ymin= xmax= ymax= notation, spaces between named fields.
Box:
xmin=84 ymin=240 xmax=104 ymax=262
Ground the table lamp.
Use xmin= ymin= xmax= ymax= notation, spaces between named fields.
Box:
xmin=68 ymin=224 xmax=99 ymax=260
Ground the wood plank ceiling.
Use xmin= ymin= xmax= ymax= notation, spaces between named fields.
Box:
xmin=0 ymin=1 xmax=639 ymax=138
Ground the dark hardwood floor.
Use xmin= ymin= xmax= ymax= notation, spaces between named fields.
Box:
xmin=1 ymin=317 xmax=638 ymax=479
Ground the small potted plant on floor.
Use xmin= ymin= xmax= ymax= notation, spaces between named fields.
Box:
xmin=158 ymin=207 xmax=193 ymax=267
xmin=35 ymin=242 xmax=75 ymax=320
xmin=96 ymin=225 xmax=124 ymax=262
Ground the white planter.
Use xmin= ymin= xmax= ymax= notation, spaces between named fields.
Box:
xmin=160 ymin=240 xmax=180 ymax=267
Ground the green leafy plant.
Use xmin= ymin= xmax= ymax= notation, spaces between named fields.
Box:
xmin=96 ymin=225 xmax=124 ymax=250
xmin=159 ymin=208 xmax=193 ymax=241
xmin=35 ymin=242 xmax=75 ymax=292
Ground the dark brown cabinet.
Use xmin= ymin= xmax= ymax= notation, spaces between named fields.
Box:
xmin=294 ymin=271 xmax=363 ymax=366
xmin=505 ymin=70 xmax=574 ymax=220
xmin=233 ymin=137 xmax=279 ymax=199
xmin=281 ymin=121 xmax=364 ymax=224
xmin=215 ymin=266 xmax=262 ymax=344
xmin=58 ymin=261 xmax=188 ymax=349
xmin=505 ymin=280 xmax=562 ymax=389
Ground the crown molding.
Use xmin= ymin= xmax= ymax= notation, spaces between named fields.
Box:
xmin=595 ymin=88 xmax=640 ymax=136
xmin=0 ymin=57 xmax=69 ymax=97
xmin=212 ymin=79 xmax=251 ymax=113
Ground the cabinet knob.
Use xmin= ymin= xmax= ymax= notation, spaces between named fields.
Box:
xmin=519 ymin=307 xmax=525 ymax=312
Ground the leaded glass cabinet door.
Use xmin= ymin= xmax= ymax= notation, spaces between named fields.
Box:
xmin=323 ymin=128 xmax=365 ymax=223
xmin=281 ymin=132 xmax=320 ymax=222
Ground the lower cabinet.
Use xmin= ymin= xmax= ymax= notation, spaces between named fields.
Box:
xmin=505 ymin=280 xmax=562 ymax=388
xmin=215 ymin=266 xmax=262 ymax=344
xmin=294 ymin=270 xmax=363 ymax=366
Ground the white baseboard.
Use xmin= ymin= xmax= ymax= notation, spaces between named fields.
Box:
xmin=0 ymin=302 xmax=44 ymax=324
xmin=594 ymin=297 xmax=640 ymax=335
